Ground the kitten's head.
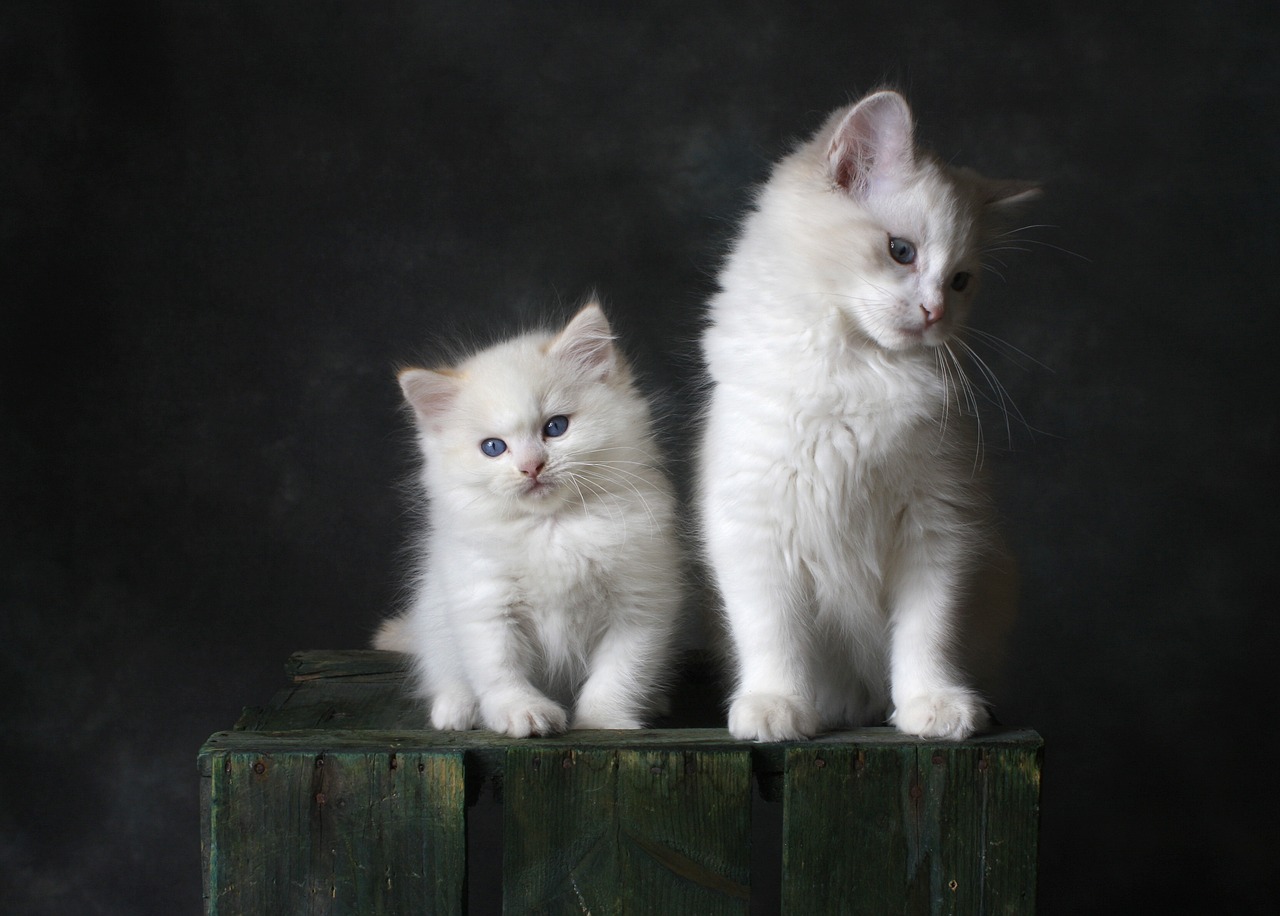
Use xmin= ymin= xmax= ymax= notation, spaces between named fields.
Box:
xmin=797 ymin=90 xmax=1038 ymax=351
xmin=399 ymin=302 xmax=652 ymax=517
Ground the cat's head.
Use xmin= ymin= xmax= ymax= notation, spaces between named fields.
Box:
xmin=399 ymin=303 xmax=648 ymax=516
xmin=805 ymin=90 xmax=1038 ymax=352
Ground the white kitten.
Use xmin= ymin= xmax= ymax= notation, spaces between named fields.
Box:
xmin=697 ymin=90 xmax=1037 ymax=742
xmin=374 ymin=303 xmax=684 ymax=736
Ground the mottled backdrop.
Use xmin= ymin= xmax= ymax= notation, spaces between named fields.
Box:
xmin=3 ymin=1 xmax=1276 ymax=912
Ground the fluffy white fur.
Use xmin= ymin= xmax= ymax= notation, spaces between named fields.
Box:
xmin=697 ymin=90 xmax=1036 ymax=742
xmin=374 ymin=303 xmax=683 ymax=736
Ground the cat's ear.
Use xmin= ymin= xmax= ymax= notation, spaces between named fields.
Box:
xmin=398 ymin=367 xmax=459 ymax=424
xmin=548 ymin=302 xmax=617 ymax=380
xmin=980 ymin=178 xmax=1042 ymax=209
xmin=828 ymin=90 xmax=916 ymax=198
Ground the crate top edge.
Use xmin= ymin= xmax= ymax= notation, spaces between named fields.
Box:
xmin=197 ymin=725 xmax=1042 ymax=775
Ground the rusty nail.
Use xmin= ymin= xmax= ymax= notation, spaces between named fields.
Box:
xmin=814 ymin=757 xmax=826 ymax=768
xmin=949 ymin=879 xmax=959 ymax=892
xmin=315 ymin=792 xmax=327 ymax=806
xmin=562 ymin=754 xmax=574 ymax=768
xmin=253 ymin=760 xmax=266 ymax=775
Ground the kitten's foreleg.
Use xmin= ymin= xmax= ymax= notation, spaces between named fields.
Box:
xmin=886 ymin=537 xmax=986 ymax=741
xmin=452 ymin=596 xmax=568 ymax=738
xmin=572 ymin=608 xmax=675 ymax=730
xmin=716 ymin=562 xmax=819 ymax=741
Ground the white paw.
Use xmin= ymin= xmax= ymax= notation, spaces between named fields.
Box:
xmin=728 ymin=693 xmax=820 ymax=742
xmin=571 ymin=710 xmax=643 ymax=730
xmin=891 ymin=688 xmax=987 ymax=741
xmin=429 ymin=692 xmax=478 ymax=731
xmin=482 ymin=694 xmax=568 ymax=737
xmin=571 ymin=692 xmax=645 ymax=730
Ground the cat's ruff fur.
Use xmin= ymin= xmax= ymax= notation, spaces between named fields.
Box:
xmin=697 ymin=90 xmax=1035 ymax=742
xmin=374 ymin=303 xmax=683 ymax=737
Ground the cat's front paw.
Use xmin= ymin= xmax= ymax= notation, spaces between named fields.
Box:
xmin=482 ymin=694 xmax=568 ymax=738
xmin=429 ymin=691 xmax=479 ymax=731
xmin=891 ymin=688 xmax=988 ymax=741
xmin=571 ymin=711 xmax=643 ymax=730
xmin=728 ymin=693 xmax=820 ymax=742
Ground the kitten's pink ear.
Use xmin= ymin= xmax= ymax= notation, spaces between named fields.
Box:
xmin=828 ymin=90 xmax=916 ymax=198
xmin=981 ymin=178 xmax=1042 ymax=208
xmin=548 ymin=302 xmax=617 ymax=379
xmin=398 ymin=368 xmax=459 ymax=424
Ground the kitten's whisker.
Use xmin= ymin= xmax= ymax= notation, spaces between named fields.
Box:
xmin=954 ymin=338 xmax=1028 ymax=449
xmin=965 ymin=328 xmax=1054 ymax=372
xmin=993 ymin=223 xmax=1059 ymax=238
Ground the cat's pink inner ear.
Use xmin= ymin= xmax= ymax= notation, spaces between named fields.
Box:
xmin=549 ymin=302 xmax=617 ymax=378
xmin=829 ymin=90 xmax=916 ymax=197
xmin=398 ymin=368 xmax=459 ymax=421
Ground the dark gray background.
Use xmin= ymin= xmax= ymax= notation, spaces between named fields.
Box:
xmin=3 ymin=1 xmax=1276 ymax=912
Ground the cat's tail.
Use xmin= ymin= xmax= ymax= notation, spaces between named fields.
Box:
xmin=371 ymin=614 xmax=413 ymax=653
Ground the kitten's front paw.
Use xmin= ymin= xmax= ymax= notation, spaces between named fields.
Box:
xmin=728 ymin=694 xmax=820 ymax=742
xmin=429 ymin=692 xmax=479 ymax=731
xmin=482 ymin=694 xmax=568 ymax=738
xmin=571 ymin=712 xmax=643 ymax=730
xmin=891 ymin=688 xmax=988 ymax=741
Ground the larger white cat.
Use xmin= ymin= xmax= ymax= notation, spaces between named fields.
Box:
xmin=374 ymin=303 xmax=683 ymax=737
xmin=698 ymin=90 xmax=1036 ymax=741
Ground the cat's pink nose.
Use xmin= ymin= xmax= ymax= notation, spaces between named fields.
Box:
xmin=921 ymin=301 xmax=945 ymax=327
xmin=520 ymin=460 xmax=546 ymax=479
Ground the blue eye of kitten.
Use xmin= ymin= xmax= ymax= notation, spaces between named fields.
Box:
xmin=888 ymin=236 xmax=916 ymax=265
xmin=543 ymin=415 xmax=569 ymax=438
xmin=480 ymin=438 xmax=507 ymax=457
xmin=951 ymin=271 xmax=972 ymax=292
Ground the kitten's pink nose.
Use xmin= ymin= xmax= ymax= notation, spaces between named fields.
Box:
xmin=519 ymin=459 xmax=546 ymax=479
xmin=920 ymin=301 xmax=945 ymax=327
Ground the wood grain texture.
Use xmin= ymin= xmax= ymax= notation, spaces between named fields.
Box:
xmin=782 ymin=739 xmax=1041 ymax=915
xmin=502 ymin=746 xmax=752 ymax=914
xmin=202 ymin=746 xmax=465 ymax=914
xmin=200 ymin=652 xmax=1042 ymax=914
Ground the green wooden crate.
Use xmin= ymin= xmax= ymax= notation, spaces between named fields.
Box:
xmin=199 ymin=651 xmax=1042 ymax=914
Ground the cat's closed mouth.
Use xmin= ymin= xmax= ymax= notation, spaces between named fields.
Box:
xmin=522 ymin=477 xmax=557 ymax=497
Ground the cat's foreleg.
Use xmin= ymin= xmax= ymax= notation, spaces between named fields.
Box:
xmin=572 ymin=605 xmax=676 ymax=730
xmin=886 ymin=535 xmax=986 ymax=740
xmin=452 ymin=594 xmax=568 ymax=738
xmin=712 ymin=549 xmax=819 ymax=741
xmin=396 ymin=591 xmax=480 ymax=731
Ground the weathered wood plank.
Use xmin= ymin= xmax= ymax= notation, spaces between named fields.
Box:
xmin=503 ymin=746 xmax=752 ymax=914
xmin=203 ymin=747 xmax=465 ymax=915
xmin=201 ymin=726 xmax=1041 ymax=785
xmin=202 ymin=650 xmax=1042 ymax=913
xmin=781 ymin=739 xmax=1041 ymax=915
xmin=286 ymin=649 xmax=410 ymax=683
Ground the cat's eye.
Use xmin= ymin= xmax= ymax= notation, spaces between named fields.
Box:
xmin=950 ymin=271 xmax=972 ymax=292
xmin=543 ymin=415 xmax=570 ymax=438
xmin=480 ymin=438 xmax=507 ymax=457
xmin=888 ymin=236 xmax=917 ymax=265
